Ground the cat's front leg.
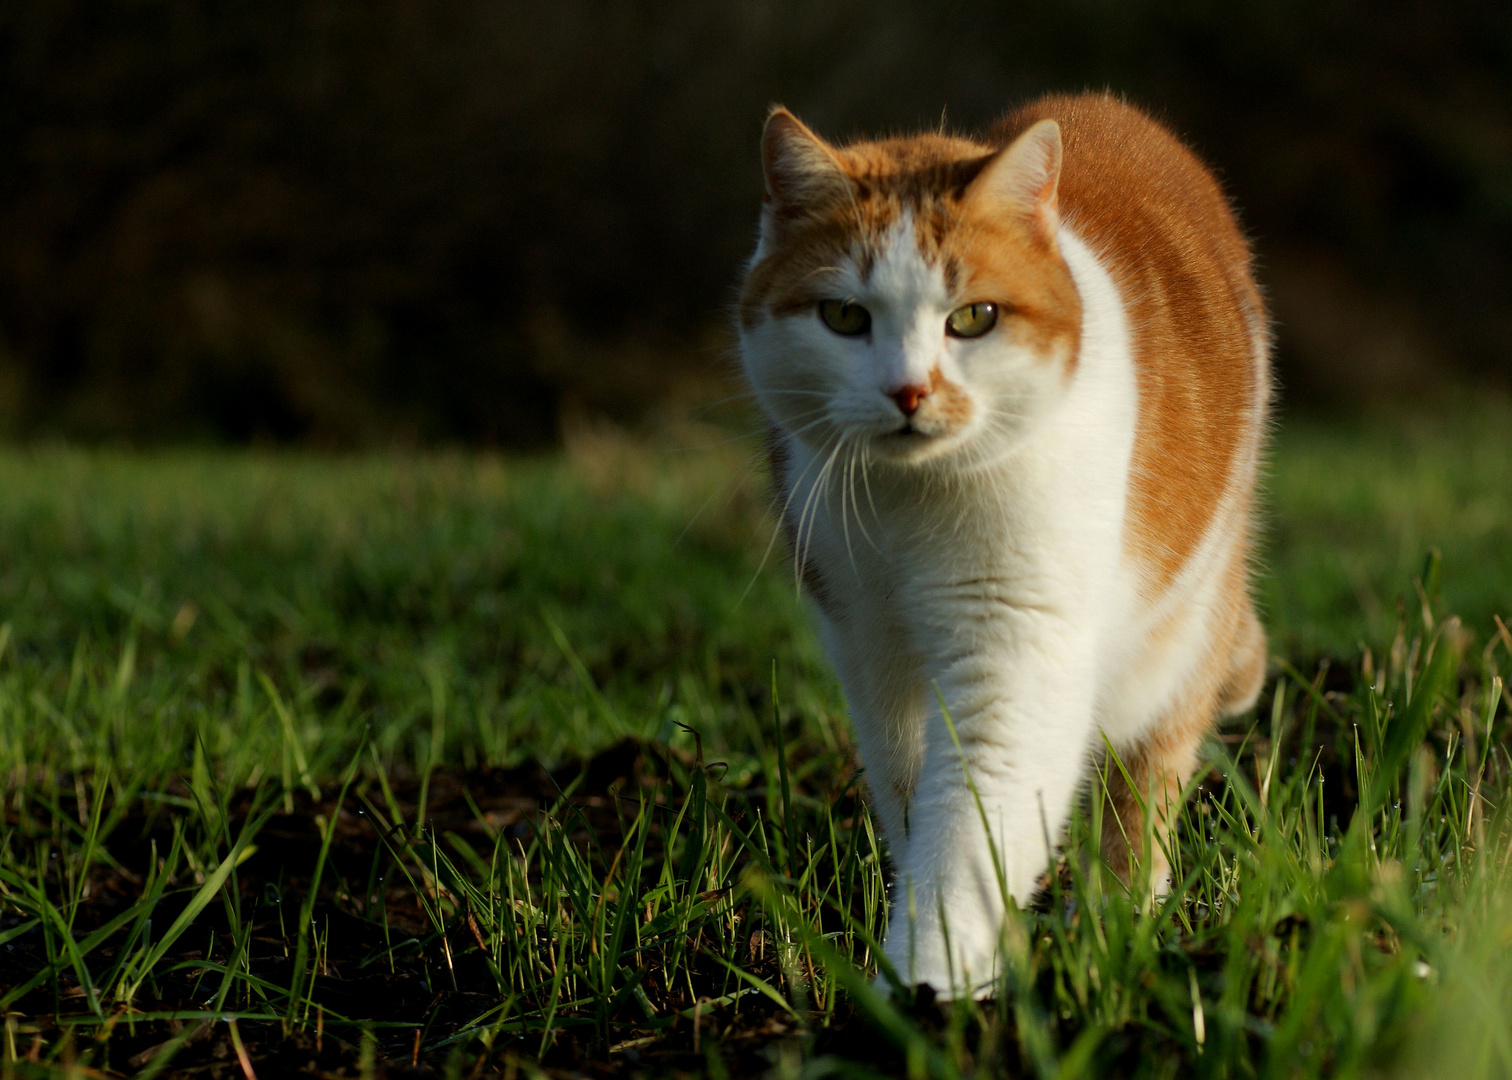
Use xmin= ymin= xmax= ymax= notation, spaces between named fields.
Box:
xmin=883 ymin=614 xmax=1099 ymax=997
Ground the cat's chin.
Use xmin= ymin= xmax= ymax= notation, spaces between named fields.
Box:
xmin=870 ymin=426 xmax=974 ymax=466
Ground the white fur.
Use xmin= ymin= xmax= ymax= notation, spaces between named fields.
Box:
xmin=740 ymin=215 xmax=1243 ymax=997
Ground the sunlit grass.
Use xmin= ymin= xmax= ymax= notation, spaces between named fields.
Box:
xmin=1263 ymin=396 xmax=1512 ymax=658
xmin=0 ymin=404 xmax=1509 ymax=1076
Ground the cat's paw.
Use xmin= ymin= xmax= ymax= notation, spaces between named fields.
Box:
xmin=882 ymin=929 xmax=1000 ymax=1000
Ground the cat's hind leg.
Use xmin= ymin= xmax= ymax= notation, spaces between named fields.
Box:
xmin=1217 ymin=599 xmax=1267 ymax=718
xmin=1098 ymin=690 xmax=1211 ymax=896
xmin=1100 ymin=595 xmax=1266 ymax=894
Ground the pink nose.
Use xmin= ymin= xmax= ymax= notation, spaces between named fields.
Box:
xmin=890 ymin=383 xmax=930 ymax=417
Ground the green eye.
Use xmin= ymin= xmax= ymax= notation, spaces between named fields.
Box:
xmin=945 ymin=302 xmax=999 ymax=339
xmin=819 ymin=299 xmax=871 ymax=336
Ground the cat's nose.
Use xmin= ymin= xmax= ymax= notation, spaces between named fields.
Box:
xmin=889 ymin=383 xmax=930 ymax=417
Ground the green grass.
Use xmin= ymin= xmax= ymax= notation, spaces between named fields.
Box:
xmin=1263 ymin=399 xmax=1512 ymax=658
xmin=0 ymin=404 xmax=1509 ymax=1077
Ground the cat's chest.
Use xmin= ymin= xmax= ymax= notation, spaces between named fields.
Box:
xmin=816 ymin=468 xmax=1072 ymax=616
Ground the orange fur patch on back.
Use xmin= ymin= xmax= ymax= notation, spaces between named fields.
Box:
xmin=992 ymin=94 xmax=1267 ymax=595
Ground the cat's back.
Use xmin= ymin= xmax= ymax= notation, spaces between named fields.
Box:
xmin=997 ymin=93 xmax=1268 ymax=593
xmin=995 ymin=93 xmax=1259 ymax=322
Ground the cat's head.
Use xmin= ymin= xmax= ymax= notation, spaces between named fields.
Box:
xmin=739 ymin=110 xmax=1081 ymax=469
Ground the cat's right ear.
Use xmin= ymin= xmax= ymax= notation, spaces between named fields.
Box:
xmin=762 ymin=108 xmax=850 ymax=211
xmin=967 ymin=118 xmax=1062 ymax=244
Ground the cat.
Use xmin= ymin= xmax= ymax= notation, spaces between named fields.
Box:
xmin=737 ymin=92 xmax=1269 ymax=997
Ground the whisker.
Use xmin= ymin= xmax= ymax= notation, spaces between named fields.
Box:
xmin=737 ymin=432 xmax=836 ymax=608
xmin=671 ymin=445 xmax=765 ymax=550
xmin=846 ymin=442 xmax=882 ymax=556
xmin=859 ymin=441 xmax=882 ymax=529
xmin=792 ymin=441 xmax=834 ymax=589
xmin=794 ymin=434 xmax=846 ymax=593
xmin=665 ymin=405 xmax=830 ymax=452
xmin=683 ymin=387 xmax=833 ymax=425
xmin=834 ymin=435 xmax=859 ymax=576
xmin=692 ymin=388 xmax=764 ymax=410
xmin=781 ymin=412 xmax=838 ymax=443
xmin=668 ymin=430 xmax=770 ymax=452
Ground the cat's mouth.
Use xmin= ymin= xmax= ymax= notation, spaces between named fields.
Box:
xmin=875 ymin=418 xmax=964 ymax=461
xmin=887 ymin=416 xmax=950 ymax=440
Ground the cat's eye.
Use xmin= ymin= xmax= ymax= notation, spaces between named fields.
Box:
xmin=818 ymin=299 xmax=871 ymax=336
xmin=945 ymin=302 xmax=999 ymax=339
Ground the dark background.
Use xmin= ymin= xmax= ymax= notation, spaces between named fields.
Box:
xmin=2 ymin=0 xmax=1509 ymax=446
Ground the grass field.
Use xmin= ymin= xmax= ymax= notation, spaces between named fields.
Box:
xmin=1 ymin=401 xmax=1510 ymax=1078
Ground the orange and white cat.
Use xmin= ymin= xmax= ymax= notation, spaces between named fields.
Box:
xmin=738 ymin=93 xmax=1268 ymax=996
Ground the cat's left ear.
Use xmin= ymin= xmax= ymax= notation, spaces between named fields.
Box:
xmin=762 ymin=108 xmax=851 ymax=211
xmin=967 ymin=119 xmax=1062 ymax=243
